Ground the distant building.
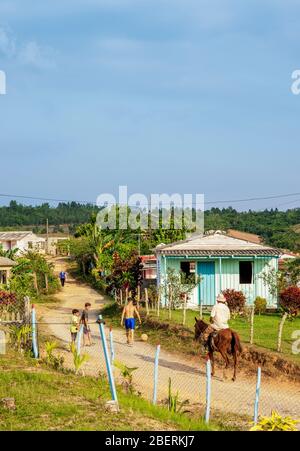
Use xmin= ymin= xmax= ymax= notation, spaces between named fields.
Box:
xmin=141 ymin=255 xmax=157 ymax=287
xmin=156 ymin=231 xmax=281 ymax=308
xmin=38 ymin=233 xmax=70 ymax=256
xmin=0 ymin=256 xmax=17 ymax=284
xmin=227 ymin=229 xmax=263 ymax=245
xmin=0 ymin=231 xmax=46 ymax=255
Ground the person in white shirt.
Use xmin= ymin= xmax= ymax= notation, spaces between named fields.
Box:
xmin=201 ymin=293 xmax=231 ymax=346
xmin=210 ymin=293 xmax=231 ymax=330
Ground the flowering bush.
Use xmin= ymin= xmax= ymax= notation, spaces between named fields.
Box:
xmin=0 ymin=290 xmax=19 ymax=314
xmin=254 ymin=296 xmax=267 ymax=315
xmin=0 ymin=290 xmax=17 ymax=306
xmin=280 ymin=286 xmax=300 ymax=316
xmin=222 ymin=289 xmax=246 ymax=315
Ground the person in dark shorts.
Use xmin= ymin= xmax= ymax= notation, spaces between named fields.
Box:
xmin=81 ymin=302 xmax=93 ymax=346
xmin=70 ymin=309 xmax=80 ymax=345
xmin=121 ymin=298 xmax=141 ymax=345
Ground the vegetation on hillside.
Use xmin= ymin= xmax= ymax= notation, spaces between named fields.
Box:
xmin=1 ymin=201 xmax=300 ymax=251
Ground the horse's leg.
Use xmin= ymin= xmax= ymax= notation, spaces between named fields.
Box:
xmin=219 ymin=348 xmax=230 ymax=380
xmin=232 ymin=350 xmax=237 ymax=381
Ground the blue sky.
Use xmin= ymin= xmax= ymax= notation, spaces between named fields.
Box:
xmin=0 ymin=0 xmax=300 ymax=210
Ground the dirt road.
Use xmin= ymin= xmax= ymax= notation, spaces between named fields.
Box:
xmin=42 ymin=258 xmax=300 ymax=420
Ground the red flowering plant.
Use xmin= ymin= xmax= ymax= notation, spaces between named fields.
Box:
xmin=0 ymin=290 xmax=18 ymax=314
xmin=222 ymin=289 xmax=246 ymax=317
xmin=280 ymin=286 xmax=300 ymax=317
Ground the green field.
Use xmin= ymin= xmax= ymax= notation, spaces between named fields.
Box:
xmin=102 ymin=303 xmax=300 ymax=364
xmin=156 ymin=309 xmax=300 ymax=361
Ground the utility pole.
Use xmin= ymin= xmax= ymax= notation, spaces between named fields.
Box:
xmin=46 ymin=218 xmax=49 ymax=255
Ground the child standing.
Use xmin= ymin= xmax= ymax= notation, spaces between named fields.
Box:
xmin=81 ymin=302 xmax=93 ymax=346
xmin=70 ymin=309 xmax=80 ymax=345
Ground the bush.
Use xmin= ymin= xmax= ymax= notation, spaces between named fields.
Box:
xmin=222 ymin=289 xmax=246 ymax=316
xmin=280 ymin=286 xmax=300 ymax=316
xmin=250 ymin=410 xmax=298 ymax=431
xmin=254 ymin=296 xmax=267 ymax=315
xmin=0 ymin=290 xmax=18 ymax=313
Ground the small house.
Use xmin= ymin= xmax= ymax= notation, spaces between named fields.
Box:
xmin=37 ymin=233 xmax=70 ymax=255
xmin=0 ymin=257 xmax=17 ymax=284
xmin=156 ymin=231 xmax=281 ymax=308
xmin=0 ymin=231 xmax=46 ymax=255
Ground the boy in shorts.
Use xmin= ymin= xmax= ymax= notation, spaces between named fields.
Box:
xmin=81 ymin=302 xmax=93 ymax=346
xmin=121 ymin=298 xmax=141 ymax=345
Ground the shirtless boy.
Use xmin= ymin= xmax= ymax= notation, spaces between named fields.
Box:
xmin=120 ymin=298 xmax=142 ymax=345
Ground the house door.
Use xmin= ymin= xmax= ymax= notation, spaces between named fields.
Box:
xmin=197 ymin=262 xmax=216 ymax=306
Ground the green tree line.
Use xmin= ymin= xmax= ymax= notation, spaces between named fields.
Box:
xmin=0 ymin=201 xmax=299 ymax=251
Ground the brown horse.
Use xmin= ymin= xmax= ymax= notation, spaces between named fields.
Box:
xmin=194 ymin=318 xmax=242 ymax=381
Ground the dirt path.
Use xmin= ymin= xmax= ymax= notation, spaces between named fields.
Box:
xmin=42 ymin=258 xmax=300 ymax=420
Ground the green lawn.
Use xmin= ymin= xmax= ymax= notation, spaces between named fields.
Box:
xmin=102 ymin=303 xmax=300 ymax=364
xmin=0 ymin=351 xmax=218 ymax=431
xmin=150 ymin=308 xmax=300 ymax=363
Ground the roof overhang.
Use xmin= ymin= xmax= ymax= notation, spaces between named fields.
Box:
xmin=156 ymin=249 xmax=280 ymax=257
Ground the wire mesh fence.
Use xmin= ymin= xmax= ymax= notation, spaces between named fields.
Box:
xmin=2 ymin=301 xmax=300 ymax=429
xmin=27 ymin=314 xmax=300 ymax=425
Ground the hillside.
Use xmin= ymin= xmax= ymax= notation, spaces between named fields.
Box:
xmin=0 ymin=202 xmax=300 ymax=251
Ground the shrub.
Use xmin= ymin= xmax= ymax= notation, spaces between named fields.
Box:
xmin=222 ymin=289 xmax=246 ymax=316
xmin=0 ymin=290 xmax=18 ymax=313
xmin=250 ymin=411 xmax=298 ymax=431
xmin=280 ymin=286 xmax=300 ymax=316
xmin=254 ymin=296 xmax=267 ymax=315
xmin=166 ymin=378 xmax=190 ymax=414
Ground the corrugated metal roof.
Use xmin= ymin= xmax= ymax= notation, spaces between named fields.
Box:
xmin=0 ymin=231 xmax=33 ymax=241
xmin=156 ymin=232 xmax=281 ymax=257
xmin=0 ymin=257 xmax=17 ymax=266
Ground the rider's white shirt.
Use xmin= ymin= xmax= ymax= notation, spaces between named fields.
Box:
xmin=210 ymin=303 xmax=230 ymax=330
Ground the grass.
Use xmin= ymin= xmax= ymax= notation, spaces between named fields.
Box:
xmin=0 ymin=350 xmax=218 ymax=431
xmin=102 ymin=302 xmax=300 ymax=364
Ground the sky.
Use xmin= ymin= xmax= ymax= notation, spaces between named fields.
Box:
xmin=0 ymin=0 xmax=300 ymax=211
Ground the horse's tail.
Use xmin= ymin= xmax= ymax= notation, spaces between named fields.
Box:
xmin=231 ymin=331 xmax=242 ymax=354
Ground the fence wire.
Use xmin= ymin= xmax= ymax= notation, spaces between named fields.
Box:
xmin=3 ymin=308 xmax=300 ymax=428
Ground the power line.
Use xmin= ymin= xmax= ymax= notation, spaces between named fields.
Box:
xmin=0 ymin=191 xmax=300 ymax=207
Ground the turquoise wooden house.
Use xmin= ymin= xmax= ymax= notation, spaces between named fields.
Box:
xmin=155 ymin=232 xmax=281 ymax=308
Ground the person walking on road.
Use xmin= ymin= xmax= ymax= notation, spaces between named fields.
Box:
xmin=121 ymin=298 xmax=142 ymax=345
xmin=59 ymin=271 xmax=67 ymax=287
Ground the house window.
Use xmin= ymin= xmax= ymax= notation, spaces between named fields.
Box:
xmin=180 ymin=261 xmax=195 ymax=278
xmin=239 ymin=261 xmax=253 ymax=284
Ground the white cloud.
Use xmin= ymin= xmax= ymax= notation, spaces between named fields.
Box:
xmin=18 ymin=41 xmax=56 ymax=69
xmin=0 ymin=27 xmax=16 ymax=57
xmin=0 ymin=26 xmax=55 ymax=69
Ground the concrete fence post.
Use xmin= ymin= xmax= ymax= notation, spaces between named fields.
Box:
xmin=31 ymin=305 xmax=39 ymax=359
xmin=97 ymin=315 xmax=118 ymax=403
xmin=152 ymin=344 xmax=160 ymax=405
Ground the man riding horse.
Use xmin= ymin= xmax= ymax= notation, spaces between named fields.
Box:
xmin=194 ymin=293 xmax=242 ymax=381
xmin=202 ymin=293 xmax=230 ymax=349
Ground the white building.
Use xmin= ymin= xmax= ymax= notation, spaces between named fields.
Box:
xmin=0 ymin=231 xmax=46 ymax=255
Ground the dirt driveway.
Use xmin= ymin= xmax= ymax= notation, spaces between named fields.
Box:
xmin=41 ymin=258 xmax=300 ymax=421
